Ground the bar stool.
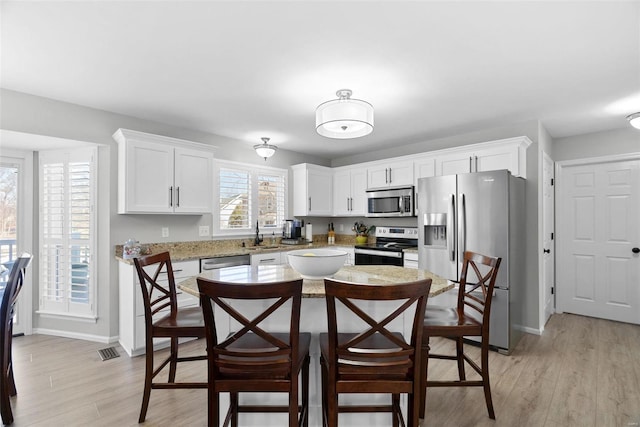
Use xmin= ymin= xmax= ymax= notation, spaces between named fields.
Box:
xmin=133 ymin=252 xmax=207 ymax=423
xmin=320 ymin=278 xmax=432 ymax=427
xmin=197 ymin=277 xmax=310 ymax=427
xmin=419 ymin=251 xmax=502 ymax=420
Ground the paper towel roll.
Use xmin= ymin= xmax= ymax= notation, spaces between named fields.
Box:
xmin=305 ymin=223 xmax=313 ymax=242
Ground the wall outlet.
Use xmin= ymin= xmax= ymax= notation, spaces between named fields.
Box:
xmin=199 ymin=225 xmax=210 ymax=237
xmin=161 ymin=227 xmax=169 ymax=238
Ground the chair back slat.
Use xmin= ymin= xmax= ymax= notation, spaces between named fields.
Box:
xmin=324 ymin=279 xmax=431 ymax=376
xmin=197 ymin=278 xmax=303 ymax=377
xmin=1 ymin=253 xmax=33 ymax=333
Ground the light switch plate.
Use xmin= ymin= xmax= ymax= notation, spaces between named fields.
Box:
xmin=161 ymin=227 xmax=169 ymax=238
xmin=199 ymin=225 xmax=210 ymax=237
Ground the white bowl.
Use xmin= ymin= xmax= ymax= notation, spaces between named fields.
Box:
xmin=287 ymin=248 xmax=347 ymax=279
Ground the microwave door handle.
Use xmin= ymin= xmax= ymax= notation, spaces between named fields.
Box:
xmin=447 ymin=194 xmax=455 ymax=261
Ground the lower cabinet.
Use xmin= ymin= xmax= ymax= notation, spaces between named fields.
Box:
xmin=403 ymin=251 xmax=418 ymax=269
xmin=118 ymin=259 xmax=200 ymax=357
xmin=250 ymin=252 xmax=283 ymax=266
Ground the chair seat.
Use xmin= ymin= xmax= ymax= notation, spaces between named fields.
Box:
xmin=217 ymin=332 xmax=311 ymax=379
xmin=424 ymin=306 xmax=482 ymax=337
xmin=153 ymin=306 xmax=206 ymax=336
xmin=319 ymin=332 xmax=413 ymax=380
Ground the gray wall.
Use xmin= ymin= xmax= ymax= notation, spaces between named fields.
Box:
xmin=553 ymin=127 xmax=639 ymax=161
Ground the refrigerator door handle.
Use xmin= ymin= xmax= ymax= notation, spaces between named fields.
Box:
xmin=447 ymin=194 xmax=455 ymax=261
xmin=459 ymin=193 xmax=466 ymax=255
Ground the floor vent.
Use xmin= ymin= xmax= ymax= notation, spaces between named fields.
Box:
xmin=97 ymin=347 xmax=120 ymax=361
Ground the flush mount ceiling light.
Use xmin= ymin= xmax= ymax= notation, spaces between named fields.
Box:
xmin=626 ymin=112 xmax=640 ymax=129
xmin=316 ymin=89 xmax=374 ymax=139
xmin=254 ymin=137 xmax=277 ymax=160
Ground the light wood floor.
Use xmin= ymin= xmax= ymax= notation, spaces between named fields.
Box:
xmin=4 ymin=313 xmax=640 ymax=426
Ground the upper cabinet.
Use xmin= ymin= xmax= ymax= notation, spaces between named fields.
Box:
xmin=367 ymin=160 xmax=414 ymax=189
xmin=291 ymin=163 xmax=333 ymax=216
xmin=435 ymin=137 xmax=532 ymax=178
xmin=114 ymin=129 xmax=214 ymax=214
xmin=332 ymin=166 xmax=367 ymax=216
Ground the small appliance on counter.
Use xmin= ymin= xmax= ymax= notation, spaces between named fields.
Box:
xmin=281 ymin=219 xmax=304 ymax=245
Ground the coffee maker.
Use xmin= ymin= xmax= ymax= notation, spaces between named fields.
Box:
xmin=282 ymin=219 xmax=302 ymax=244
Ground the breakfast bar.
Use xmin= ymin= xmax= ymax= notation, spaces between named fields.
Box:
xmin=178 ymin=264 xmax=453 ymax=426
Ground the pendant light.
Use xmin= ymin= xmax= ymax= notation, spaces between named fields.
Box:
xmin=626 ymin=112 xmax=640 ymax=129
xmin=254 ymin=137 xmax=277 ymax=160
xmin=316 ymin=89 xmax=374 ymax=139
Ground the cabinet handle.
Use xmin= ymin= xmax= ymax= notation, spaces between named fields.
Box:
xmin=469 ymin=157 xmax=472 ymax=172
xmin=260 ymin=258 xmax=276 ymax=263
xmin=475 ymin=156 xmax=478 ymax=172
xmin=389 ymin=167 xmax=392 ymax=183
xmin=385 ymin=168 xmax=388 ymax=183
xmin=308 ymin=197 xmax=311 ymax=211
xmin=350 ymin=197 xmax=353 ymax=211
xmin=176 ymin=187 xmax=180 ymax=207
xmin=169 ymin=186 xmax=173 ymax=207
xmin=346 ymin=198 xmax=350 ymax=211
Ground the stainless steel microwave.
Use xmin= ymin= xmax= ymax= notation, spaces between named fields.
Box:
xmin=366 ymin=186 xmax=415 ymax=217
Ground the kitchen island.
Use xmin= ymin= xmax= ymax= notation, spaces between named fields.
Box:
xmin=178 ymin=264 xmax=453 ymax=426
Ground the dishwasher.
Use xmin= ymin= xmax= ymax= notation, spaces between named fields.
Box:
xmin=199 ymin=254 xmax=251 ymax=272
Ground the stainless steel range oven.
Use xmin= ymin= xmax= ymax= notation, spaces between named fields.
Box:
xmin=354 ymin=226 xmax=418 ymax=266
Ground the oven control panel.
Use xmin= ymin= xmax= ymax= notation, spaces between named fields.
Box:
xmin=375 ymin=226 xmax=419 ymax=239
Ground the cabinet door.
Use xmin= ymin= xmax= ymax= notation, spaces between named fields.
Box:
xmin=367 ymin=165 xmax=390 ymax=189
xmin=307 ymin=168 xmax=333 ymax=216
xmin=349 ymin=168 xmax=368 ymax=215
xmin=332 ymin=169 xmax=352 ymax=216
xmin=474 ymin=144 xmax=519 ymax=176
xmin=174 ymin=147 xmax=214 ymax=214
xmin=386 ymin=161 xmax=413 ymax=187
xmin=436 ymin=152 xmax=473 ymax=176
xmin=123 ymin=140 xmax=174 ymax=213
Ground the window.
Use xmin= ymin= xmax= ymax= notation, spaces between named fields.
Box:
xmin=215 ymin=161 xmax=287 ymax=235
xmin=39 ymin=148 xmax=97 ymax=319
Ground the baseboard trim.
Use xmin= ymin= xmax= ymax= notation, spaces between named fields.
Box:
xmin=33 ymin=328 xmax=119 ymax=344
xmin=515 ymin=324 xmax=543 ymax=336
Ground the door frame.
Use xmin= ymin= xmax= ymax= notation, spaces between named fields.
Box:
xmin=540 ymin=150 xmax=555 ymax=329
xmin=0 ymin=148 xmax=34 ymax=335
xmin=555 ymin=152 xmax=640 ymax=320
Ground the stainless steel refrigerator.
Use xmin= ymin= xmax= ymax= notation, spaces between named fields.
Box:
xmin=417 ymin=169 xmax=525 ymax=354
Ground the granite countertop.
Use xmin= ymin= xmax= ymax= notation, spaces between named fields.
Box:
xmin=178 ymin=264 xmax=454 ymax=299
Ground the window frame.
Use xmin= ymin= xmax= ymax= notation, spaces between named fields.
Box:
xmin=38 ymin=147 xmax=97 ymax=320
xmin=213 ymin=159 xmax=288 ymax=237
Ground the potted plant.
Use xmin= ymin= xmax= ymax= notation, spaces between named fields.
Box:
xmin=352 ymin=222 xmax=374 ymax=245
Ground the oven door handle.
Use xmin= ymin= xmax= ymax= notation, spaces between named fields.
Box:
xmin=354 ymin=248 xmax=402 ymax=258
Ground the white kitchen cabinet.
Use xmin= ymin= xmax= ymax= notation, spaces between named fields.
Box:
xmin=332 ymin=166 xmax=367 ymax=216
xmin=434 ymin=137 xmax=531 ymax=178
xmin=250 ymin=252 xmax=282 ymax=266
xmin=118 ymin=258 xmax=200 ymax=357
xmin=334 ymin=246 xmax=355 ymax=266
xmin=367 ymin=160 xmax=414 ymax=189
xmin=114 ymin=128 xmax=214 ymax=214
xmin=403 ymin=251 xmax=418 ymax=269
xmin=291 ymin=163 xmax=333 ymax=216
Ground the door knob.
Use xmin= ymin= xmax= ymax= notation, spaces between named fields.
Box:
xmin=543 ymin=249 xmax=550 ymax=254
xmin=633 ymin=247 xmax=640 ymax=254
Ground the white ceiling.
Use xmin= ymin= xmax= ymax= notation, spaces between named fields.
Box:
xmin=2 ymin=1 xmax=639 ymax=158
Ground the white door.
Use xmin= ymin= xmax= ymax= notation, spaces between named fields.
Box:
xmin=0 ymin=153 xmax=33 ymax=335
xmin=542 ymin=152 xmax=555 ymax=325
xmin=557 ymin=157 xmax=640 ymax=324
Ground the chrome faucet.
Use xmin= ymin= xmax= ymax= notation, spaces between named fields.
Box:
xmin=254 ymin=220 xmax=263 ymax=246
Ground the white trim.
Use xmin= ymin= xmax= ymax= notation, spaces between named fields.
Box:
xmin=33 ymin=328 xmax=117 ymax=344
xmin=35 ymin=310 xmax=98 ymax=322
xmin=556 ymin=152 xmax=640 ymax=167
xmin=515 ymin=324 xmax=543 ymax=336
xmin=113 ymin=128 xmax=217 ymax=152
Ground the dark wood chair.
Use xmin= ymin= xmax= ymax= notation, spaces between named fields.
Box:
xmin=320 ymin=278 xmax=432 ymax=427
xmin=197 ymin=277 xmax=310 ymax=427
xmin=419 ymin=251 xmax=502 ymax=420
xmin=133 ymin=251 xmax=207 ymax=423
xmin=1 ymin=253 xmax=33 ymax=426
